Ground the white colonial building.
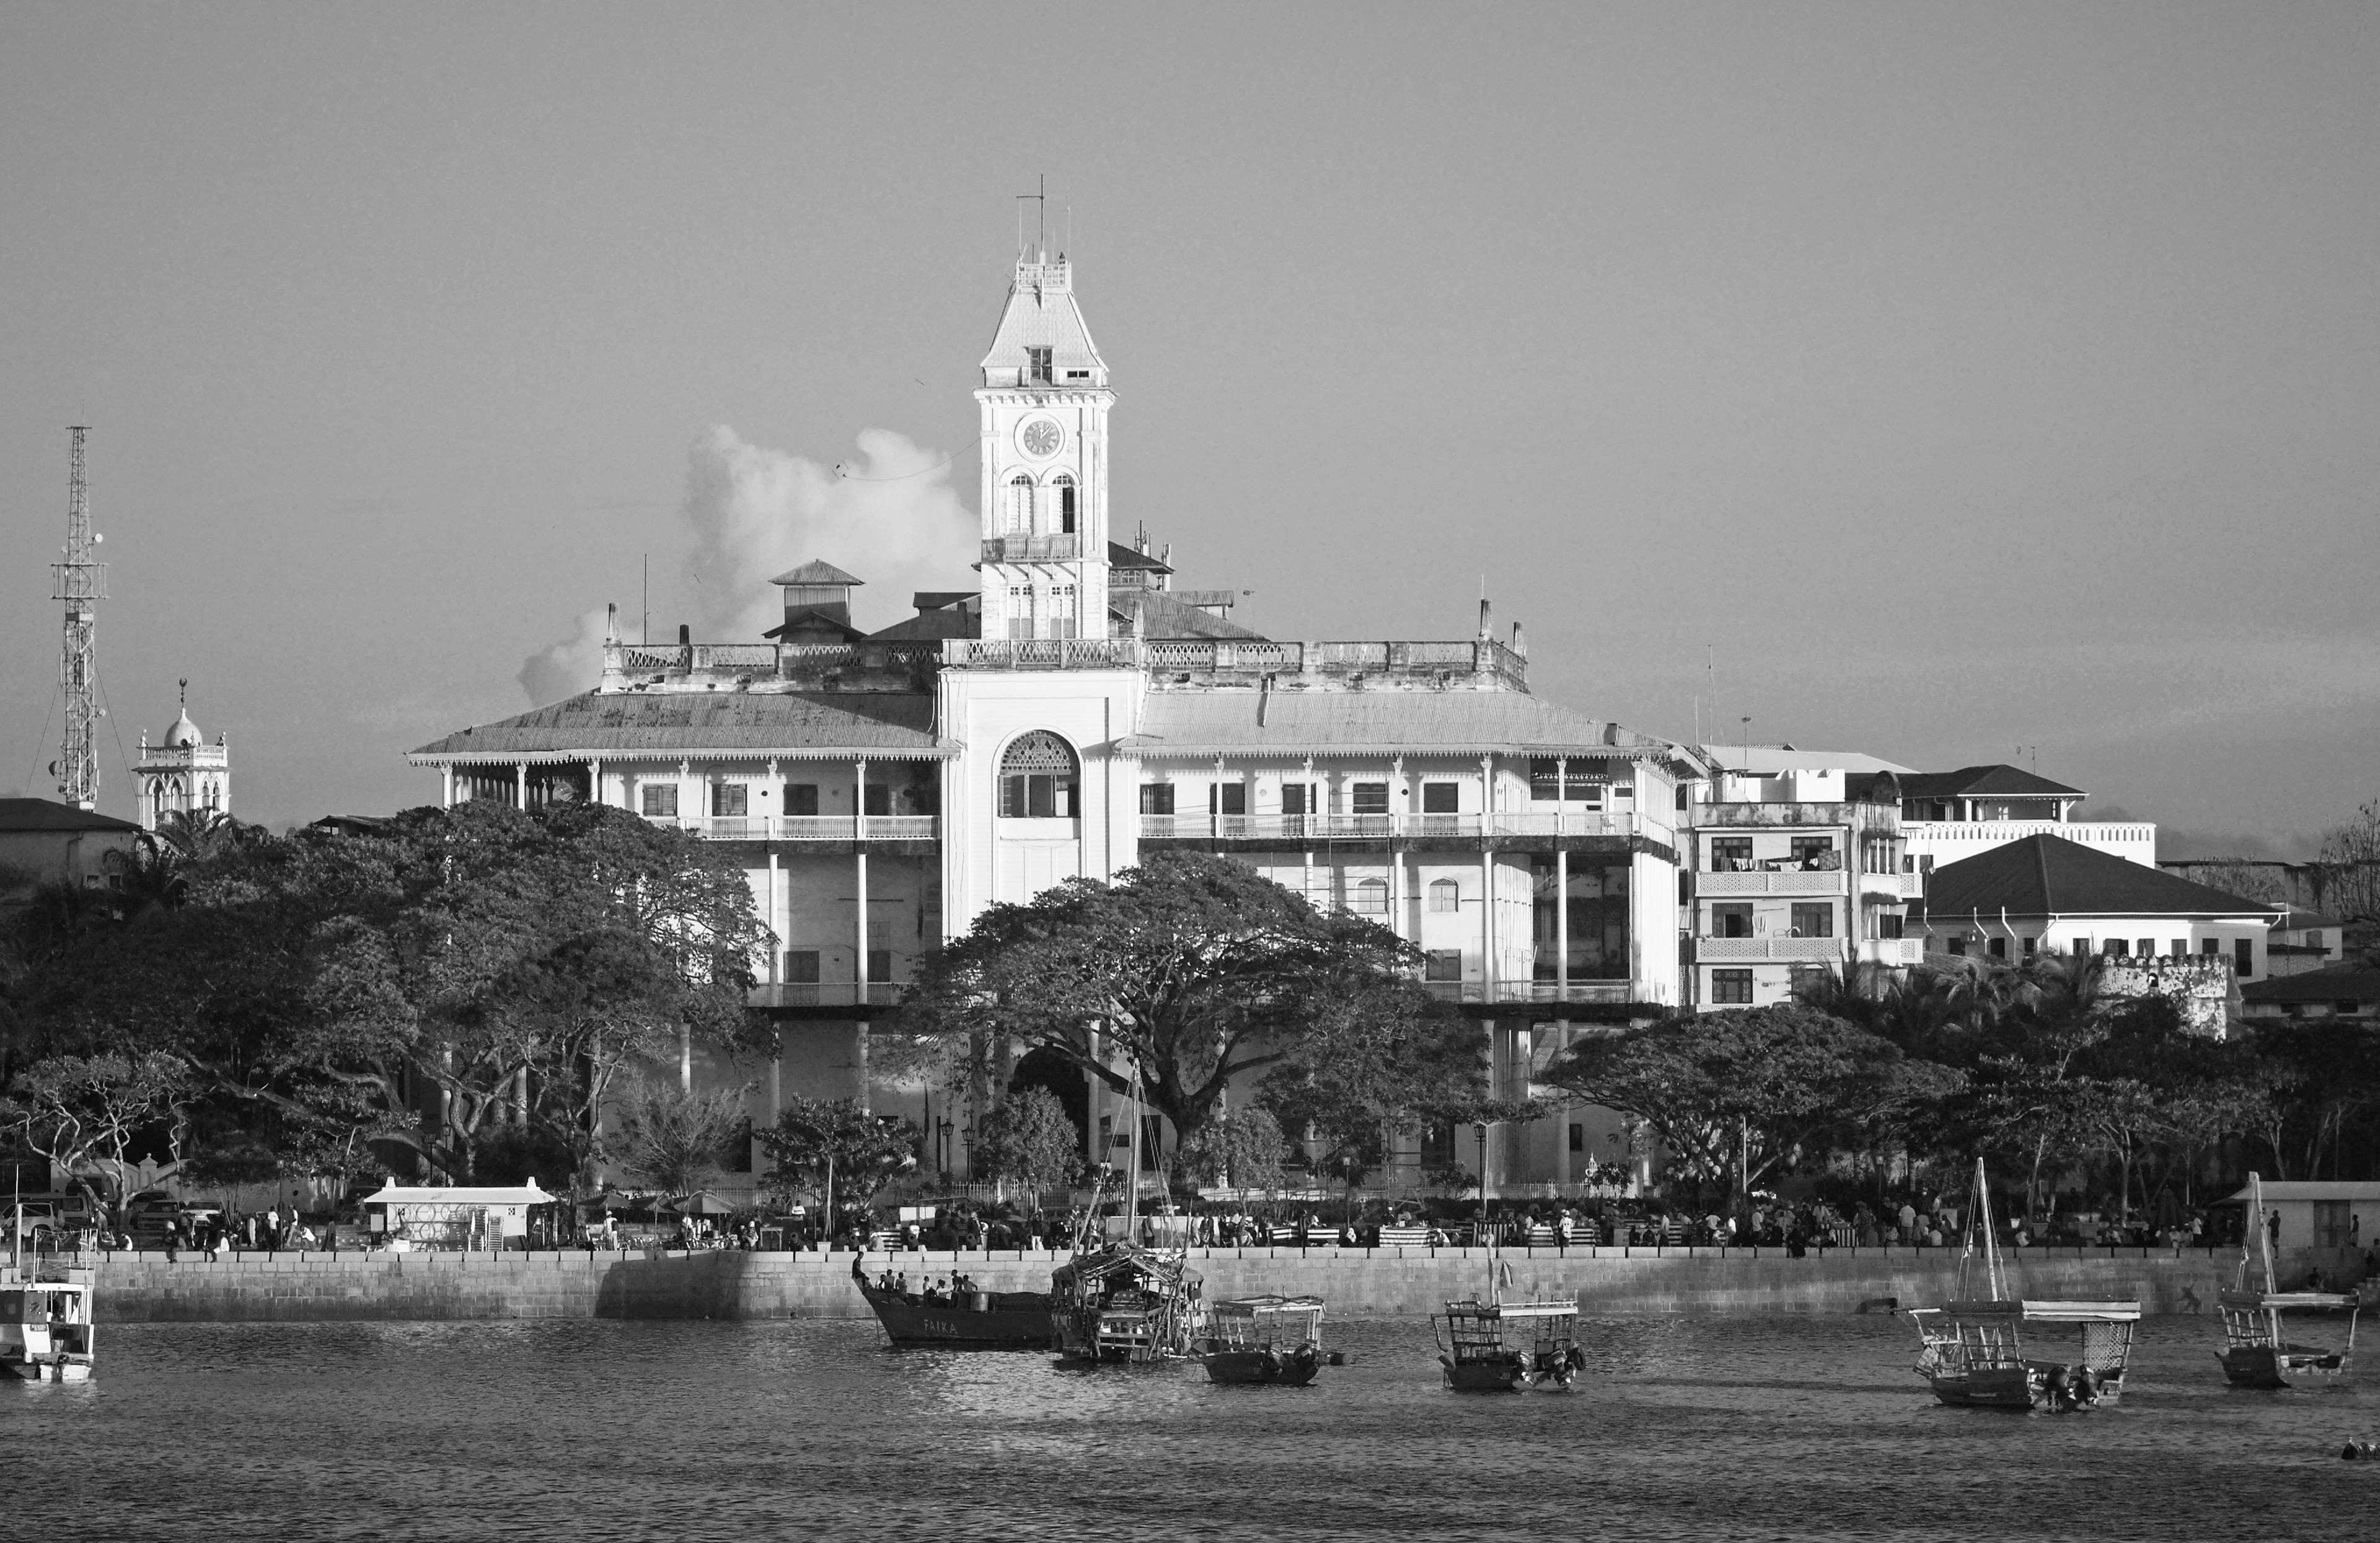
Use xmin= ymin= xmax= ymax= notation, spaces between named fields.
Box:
xmin=410 ymin=247 xmax=1709 ymax=1194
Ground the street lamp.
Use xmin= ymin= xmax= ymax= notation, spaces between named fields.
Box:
xmin=1473 ymin=1120 xmax=1490 ymax=1242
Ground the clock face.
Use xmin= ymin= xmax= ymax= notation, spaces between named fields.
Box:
xmin=1020 ymin=419 xmax=1063 ymax=457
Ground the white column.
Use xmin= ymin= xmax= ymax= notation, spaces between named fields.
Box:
xmin=1556 ymin=755 xmax=1567 ymax=835
xmin=1556 ymin=846 xmax=1570 ymax=1003
xmin=854 ymin=758 xmax=869 ymax=839
xmin=678 ymin=760 xmax=694 ymax=829
xmin=1479 ymin=755 xmax=1496 ymax=1001
xmin=1388 ymin=755 xmax=1405 ymax=938
xmin=767 ymin=849 xmax=782 ymax=983
xmin=516 ymin=762 xmax=528 ymax=809
xmin=588 ymin=757 xmax=602 ymax=807
xmin=441 ymin=767 xmax=454 ymax=809
xmin=678 ymin=1024 xmax=691 ymax=1093
xmin=855 ymin=850 xmax=871 ymax=1001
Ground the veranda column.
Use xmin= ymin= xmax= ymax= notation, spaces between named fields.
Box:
xmin=516 ymin=762 xmax=527 ymax=809
xmin=588 ymin=757 xmax=602 ymax=807
xmin=441 ymin=767 xmax=454 ymax=809
xmin=1388 ymin=755 xmax=1405 ymax=938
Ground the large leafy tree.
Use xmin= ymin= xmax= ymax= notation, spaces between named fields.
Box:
xmin=757 ymin=1096 xmax=919 ymax=1217
xmin=0 ymin=1052 xmax=190 ymax=1215
xmin=608 ymin=1082 xmax=749 ymax=1195
xmin=7 ymin=800 xmax=771 ymax=1187
xmin=1545 ymin=1004 xmax=1931 ymax=1216
xmin=900 ymin=851 xmax=1473 ymax=1148
xmin=969 ymin=1086 xmax=1084 ymax=1192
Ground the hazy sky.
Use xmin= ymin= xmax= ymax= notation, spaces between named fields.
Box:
xmin=4 ymin=4 xmax=2374 ymax=856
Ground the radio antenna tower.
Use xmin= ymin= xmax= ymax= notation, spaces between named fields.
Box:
xmin=51 ymin=427 xmax=107 ymax=809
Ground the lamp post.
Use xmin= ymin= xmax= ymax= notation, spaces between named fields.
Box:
xmin=1473 ymin=1119 xmax=1490 ymax=1244
xmin=935 ymin=1116 xmax=953 ymax=1179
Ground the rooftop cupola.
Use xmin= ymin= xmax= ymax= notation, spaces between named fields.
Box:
xmin=765 ymin=560 xmax=868 ymax=643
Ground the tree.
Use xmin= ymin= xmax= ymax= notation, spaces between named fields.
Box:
xmin=0 ymin=1052 xmax=189 ymax=1217
xmin=1176 ymin=1107 xmax=1287 ymax=1193
xmin=757 ymin=1096 xmax=918 ymax=1220
xmin=900 ymin=851 xmax=1448 ymax=1148
xmin=1544 ymin=1004 xmax=1909 ymax=1218
xmin=608 ymin=1082 xmax=747 ymax=1194
xmin=969 ymin=1086 xmax=1083 ymax=1194
xmin=2316 ymin=799 xmax=2380 ymax=926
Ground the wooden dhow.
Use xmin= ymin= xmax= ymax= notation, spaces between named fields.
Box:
xmin=2216 ymin=1172 xmax=2358 ymax=1389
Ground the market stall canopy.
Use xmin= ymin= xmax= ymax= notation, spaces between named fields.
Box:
xmin=358 ymin=1182 xmax=555 ymax=1207
xmin=665 ymin=1190 xmax=739 ymax=1216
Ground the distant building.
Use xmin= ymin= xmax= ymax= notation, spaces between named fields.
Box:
xmin=2263 ymin=908 xmax=2348 ymax=977
xmin=0 ymin=797 xmax=143 ymax=903
xmin=2241 ymin=964 xmax=2380 ymax=1027
xmin=1897 ymin=765 xmax=2156 ymax=871
xmin=131 ymin=692 xmax=231 ymax=833
xmin=1908 ymin=833 xmax=2283 ymax=1036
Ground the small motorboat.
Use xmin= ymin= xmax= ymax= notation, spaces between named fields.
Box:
xmin=1 ymin=1267 xmax=96 ymax=1384
xmin=851 ymin=1257 xmax=1055 ymax=1349
xmin=1198 ymin=1295 xmax=1324 ymax=1386
xmin=2216 ymin=1173 xmax=2358 ymax=1389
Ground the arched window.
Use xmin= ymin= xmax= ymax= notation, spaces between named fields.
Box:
xmin=1350 ymin=877 xmax=1388 ymax=915
xmin=1006 ymin=474 xmax=1034 ymax=535
xmin=999 ymin=731 xmax=1079 ymax=819
xmin=1052 ymin=473 xmax=1077 ymax=535
xmin=1428 ymin=879 xmax=1460 ymax=913
xmin=152 ymin=781 xmax=170 ymax=820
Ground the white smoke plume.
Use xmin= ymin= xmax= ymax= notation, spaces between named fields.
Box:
xmin=517 ymin=426 xmax=975 ymax=704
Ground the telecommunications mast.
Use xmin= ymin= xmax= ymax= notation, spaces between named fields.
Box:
xmin=51 ymin=427 xmax=107 ymax=809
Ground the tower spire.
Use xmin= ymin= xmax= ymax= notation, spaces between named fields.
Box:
xmin=51 ymin=427 xmax=107 ymax=809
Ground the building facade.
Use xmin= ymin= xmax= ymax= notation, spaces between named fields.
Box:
xmin=410 ymin=247 xmax=1709 ymax=1194
xmin=131 ymin=693 xmax=231 ymax=833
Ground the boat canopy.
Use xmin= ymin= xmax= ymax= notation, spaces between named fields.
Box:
xmin=1942 ymin=1298 xmax=2141 ymax=1323
xmin=2219 ymin=1290 xmax=2358 ymax=1312
xmin=1447 ymin=1300 xmax=1575 ymax=1320
xmin=1211 ymin=1295 xmax=1324 ymax=1318
xmin=1049 ymin=1244 xmax=1192 ymax=1287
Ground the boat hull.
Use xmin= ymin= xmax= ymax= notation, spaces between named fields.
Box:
xmin=1926 ymin=1366 xmax=2037 ymax=1409
xmin=1 ymin=1356 xmax=92 ymax=1384
xmin=1441 ymin=1353 xmax=1528 ymax=1393
xmin=857 ymin=1283 xmax=1052 ymax=1349
xmin=1201 ymin=1348 xmax=1319 ymax=1386
xmin=2219 ymin=1345 xmax=2348 ymax=1389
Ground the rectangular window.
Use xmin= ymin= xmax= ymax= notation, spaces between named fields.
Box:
xmin=785 ymin=951 xmax=821 ymax=985
xmin=1567 ymin=1123 xmax=1584 ymax=1153
xmin=1026 ymin=346 xmax=1052 ymax=383
xmin=1424 ymin=950 xmax=1463 ymax=982
xmin=1948 ymin=938 xmax=1966 ymax=957
xmin=1527 ymin=758 xmax=1601 ymax=801
xmin=1209 ymin=783 xmax=1246 ymax=815
xmin=2202 ymin=938 xmax=2219 ymax=956
xmin=1001 ymin=774 xmax=1075 ymax=819
xmin=786 ymin=783 xmax=819 ymax=816
xmin=1280 ymin=783 xmax=1313 ymax=816
xmin=1139 ymin=783 xmax=1175 ymax=815
xmin=1711 ymin=969 xmax=1753 ymax=1004
xmin=2136 ymin=938 xmax=2154 ymax=959
xmin=1988 ymin=936 xmax=2007 ymax=959
xmin=2074 ymin=938 xmax=2092 ymax=957
xmin=1048 ymin=584 xmax=1078 ymax=640
xmin=1351 ymin=782 xmax=1389 ymax=815
xmin=1790 ymin=903 xmax=1834 ymax=939
xmin=712 ymin=783 xmax=749 ymax=817
xmin=1421 ymin=782 xmax=1459 ymax=814
xmin=1708 ymin=837 xmax=1753 ymax=872
xmin=2314 ymin=1200 xmax=2353 ymax=1249
xmin=1877 ymin=913 xmax=1905 ymax=940
xmin=2236 ymin=938 xmax=2255 ymax=977
xmin=866 ymin=949 xmax=892 ymax=984
xmin=640 ymin=783 xmax=678 ymax=817
xmin=2021 ymin=934 xmax=2035 ymax=956
xmin=1429 ymin=879 xmax=1460 ymax=913
xmin=2104 ymin=939 xmax=2128 ymax=957
xmin=1789 ymin=837 xmax=1836 ymax=867
xmin=2170 ymin=939 xmax=2187 ymax=959
xmin=1711 ymin=903 xmax=1753 ymax=939
xmin=1007 ymin=584 xmax=1035 ymax=640
xmin=863 ymin=784 xmax=891 ymax=817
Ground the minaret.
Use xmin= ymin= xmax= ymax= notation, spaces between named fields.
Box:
xmin=975 ymin=244 xmax=1113 ymax=640
xmin=132 ymin=679 xmax=231 ymax=832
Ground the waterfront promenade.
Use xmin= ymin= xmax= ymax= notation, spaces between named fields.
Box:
xmin=85 ymin=1242 xmax=2325 ymax=1322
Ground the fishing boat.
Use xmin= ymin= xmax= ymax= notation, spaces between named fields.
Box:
xmin=1432 ymin=1298 xmax=1584 ymax=1391
xmin=2 ymin=1193 xmax=95 ymax=1384
xmin=1198 ymin=1295 xmax=1324 ymax=1386
xmin=1908 ymin=1156 xmax=2140 ymax=1410
xmin=2215 ymin=1172 xmax=2359 ymax=1389
xmin=850 ymin=1257 xmax=1054 ymax=1349
xmin=1048 ymin=1072 xmax=1203 ymax=1365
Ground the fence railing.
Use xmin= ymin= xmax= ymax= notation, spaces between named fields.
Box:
xmin=648 ymin=815 xmax=939 ymax=842
xmin=1138 ymin=811 xmax=1647 ymax=842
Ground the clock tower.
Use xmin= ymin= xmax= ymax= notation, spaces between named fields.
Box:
xmin=976 ymin=248 xmax=1113 ymax=640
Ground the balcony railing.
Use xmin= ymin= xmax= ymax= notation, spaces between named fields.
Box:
xmin=1695 ymin=936 xmax=1847 ymax=963
xmin=648 ymin=815 xmax=938 ymax=842
xmin=980 ymin=534 xmax=1078 ymax=563
xmin=1858 ymin=870 xmax=1926 ymax=900
xmin=1424 ymin=980 xmax=1642 ymax=1006
xmin=749 ymin=983 xmax=906 ymax=1008
xmin=946 ymin=638 xmax=1140 ymax=670
xmin=1696 ymin=869 xmax=1848 ymax=896
xmin=1138 ymin=811 xmax=1649 ymax=842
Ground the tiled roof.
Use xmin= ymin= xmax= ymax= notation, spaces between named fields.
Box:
xmin=1108 ymin=541 xmax=1171 ymax=573
xmin=1900 ymin=764 xmax=2086 ymax=801
xmin=769 ymin=560 xmax=863 ymax=587
xmin=868 ymin=607 xmax=979 ymax=641
xmin=1918 ymin=834 xmax=2279 ymax=921
xmin=1121 ymin=691 xmax=1685 ymax=760
xmin=0 ymin=798 xmax=143 ymax=833
xmin=980 ymin=263 xmax=1106 ymax=376
xmin=2241 ymin=965 xmax=2380 ymax=1004
xmin=409 ymin=692 xmax=948 ymax=762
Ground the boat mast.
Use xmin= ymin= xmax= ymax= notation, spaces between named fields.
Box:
xmin=1122 ymin=1066 xmax=1141 ymax=1243
xmin=2252 ymin=1171 xmax=2276 ymax=1295
xmin=1975 ymin=1154 xmax=2006 ymax=1301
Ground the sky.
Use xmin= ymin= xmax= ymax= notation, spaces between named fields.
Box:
xmin=2 ymin=4 xmax=2374 ymax=857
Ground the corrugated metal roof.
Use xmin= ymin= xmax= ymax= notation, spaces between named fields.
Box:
xmin=2242 ymin=965 xmax=2380 ymax=1004
xmin=409 ymin=692 xmax=949 ymax=762
xmin=0 ymin=798 xmax=143 ymax=833
xmin=1113 ymin=587 xmax=1267 ymax=641
xmin=1121 ymin=691 xmax=1685 ymax=759
xmin=769 ymin=560 xmax=863 ymax=587
xmin=1918 ymin=834 xmax=2280 ymax=920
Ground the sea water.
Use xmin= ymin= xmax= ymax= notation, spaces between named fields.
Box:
xmin=4 ymin=1314 xmax=2368 ymax=1541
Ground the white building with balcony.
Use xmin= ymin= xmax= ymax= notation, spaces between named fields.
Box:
xmin=408 ymin=244 xmax=1706 ymax=1195
xmin=1681 ymin=750 xmax=1921 ymax=1009
xmin=1897 ymin=764 xmax=2156 ymax=871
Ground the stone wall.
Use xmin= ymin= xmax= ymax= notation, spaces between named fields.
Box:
xmin=2100 ymin=954 xmax=2236 ymax=1038
xmin=87 ymin=1243 xmax=2348 ymax=1324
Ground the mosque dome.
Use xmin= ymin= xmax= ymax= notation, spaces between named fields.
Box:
xmin=163 ymin=710 xmax=203 ymax=748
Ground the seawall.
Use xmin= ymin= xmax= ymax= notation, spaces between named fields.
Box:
xmin=82 ymin=1244 xmax=2335 ymax=1324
